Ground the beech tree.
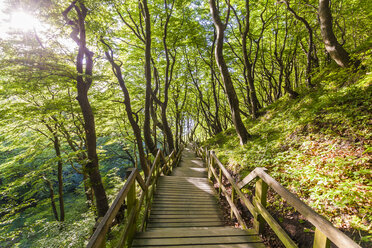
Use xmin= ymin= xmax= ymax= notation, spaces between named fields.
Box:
xmin=63 ymin=1 xmax=109 ymax=217
xmin=209 ymin=0 xmax=251 ymax=145
xmin=319 ymin=0 xmax=352 ymax=68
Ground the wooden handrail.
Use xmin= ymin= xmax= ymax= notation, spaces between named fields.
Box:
xmin=195 ymin=145 xmax=361 ymax=248
xmin=87 ymin=168 xmax=138 ymax=248
xmin=86 ymin=147 xmax=183 ymax=248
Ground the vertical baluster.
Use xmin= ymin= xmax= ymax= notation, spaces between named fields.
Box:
xmin=231 ymin=187 xmax=235 ymax=219
xmin=218 ymin=168 xmax=222 ymax=196
xmin=313 ymin=228 xmax=330 ymax=248
xmin=253 ymin=179 xmax=268 ymax=234
xmin=208 ymin=152 xmax=212 ymax=180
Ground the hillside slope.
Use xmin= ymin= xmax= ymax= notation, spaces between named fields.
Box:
xmin=202 ymin=67 xmax=372 ymax=246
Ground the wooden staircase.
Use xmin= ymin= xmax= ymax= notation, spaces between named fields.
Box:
xmin=87 ymin=145 xmax=360 ymax=248
xmin=132 ymin=148 xmax=265 ymax=247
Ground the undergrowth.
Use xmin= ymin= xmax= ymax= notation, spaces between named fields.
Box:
xmin=203 ymin=67 xmax=372 ymax=245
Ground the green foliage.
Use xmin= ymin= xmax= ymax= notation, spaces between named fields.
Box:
xmin=203 ymin=67 xmax=372 ymax=243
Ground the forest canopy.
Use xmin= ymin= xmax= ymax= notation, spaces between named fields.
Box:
xmin=0 ymin=0 xmax=371 ymax=247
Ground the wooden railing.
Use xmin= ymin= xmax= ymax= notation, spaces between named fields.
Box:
xmin=194 ymin=145 xmax=361 ymax=248
xmin=86 ymin=148 xmax=182 ymax=248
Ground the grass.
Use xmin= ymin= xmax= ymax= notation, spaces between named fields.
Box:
xmin=202 ymin=67 xmax=372 ymax=244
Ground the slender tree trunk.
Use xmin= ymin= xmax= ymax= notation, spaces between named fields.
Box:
xmin=53 ymin=135 xmax=65 ymax=221
xmin=319 ymin=0 xmax=352 ymax=68
xmin=63 ymin=2 xmax=108 ymax=217
xmin=209 ymin=0 xmax=250 ymax=145
xmin=142 ymin=0 xmax=157 ymax=156
xmin=241 ymin=0 xmax=260 ymax=118
xmin=83 ymin=173 xmax=94 ymax=206
xmin=102 ymin=44 xmax=150 ymax=177
xmin=43 ymin=176 xmax=59 ymax=221
xmin=282 ymin=0 xmax=314 ymax=87
xmin=159 ymin=0 xmax=176 ymax=153
xmin=77 ymin=96 xmax=108 ymax=217
xmin=44 ymin=121 xmax=65 ymax=221
xmin=161 ymin=103 xmax=175 ymax=153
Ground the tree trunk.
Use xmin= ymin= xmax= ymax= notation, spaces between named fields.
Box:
xmin=209 ymin=0 xmax=250 ymax=145
xmin=159 ymin=0 xmax=176 ymax=153
xmin=142 ymin=0 xmax=157 ymax=156
xmin=63 ymin=2 xmax=109 ymax=217
xmin=161 ymin=103 xmax=175 ymax=153
xmin=53 ymin=135 xmax=65 ymax=221
xmin=83 ymin=173 xmax=94 ymax=206
xmin=282 ymin=0 xmax=314 ymax=87
xmin=44 ymin=121 xmax=65 ymax=221
xmin=43 ymin=176 xmax=59 ymax=221
xmin=77 ymin=96 xmax=108 ymax=217
xmin=319 ymin=0 xmax=351 ymax=68
xmin=102 ymin=45 xmax=150 ymax=178
xmin=241 ymin=0 xmax=260 ymax=118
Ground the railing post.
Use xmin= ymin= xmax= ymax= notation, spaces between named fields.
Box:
xmin=218 ymin=168 xmax=222 ymax=196
xmin=231 ymin=187 xmax=235 ymax=219
xmin=126 ymin=169 xmax=137 ymax=246
xmin=253 ymin=179 xmax=268 ymax=234
xmin=208 ymin=152 xmax=212 ymax=180
xmin=313 ymin=228 xmax=330 ymax=248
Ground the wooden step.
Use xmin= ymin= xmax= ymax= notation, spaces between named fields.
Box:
xmin=133 ymin=227 xmax=265 ymax=248
xmin=150 ymin=209 xmax=221 ymax=215
xmin=146 ymin=221 xmax=225 ymax=228
xmin=153 ymin=195 xmax=216 ymax=200
xmin=149 ymin=213 xmax=222 ymax=219
xmin=154 ymin=191 xmax=215 ymax=196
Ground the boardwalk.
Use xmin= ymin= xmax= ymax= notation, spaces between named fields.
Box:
xmin=132 ymin=147 xmax=265 ymax=248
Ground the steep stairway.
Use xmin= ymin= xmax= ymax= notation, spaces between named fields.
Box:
xmin=132 ymin=147 xmax=265 ymax=247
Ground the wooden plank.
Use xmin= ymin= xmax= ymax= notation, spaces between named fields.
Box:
xmin=154 ymin=191 xmax=214 ymax=196
xmin=157 ymin=182 xmax=211 ymax=187
xmin=147 ymin=222 xmax=225 ymax=228
xmin=173 ymin=167 xmax=207 ymax=171
xmin=150 ymin=210 xmax=221 ymax=215
xmin=151 ymin=202 xmax=219 ymax=207
xmin=148 ymin=218 xmax=222 ymax=223
xmin=155 ymin=187 xmax=213 ymax=192
xmin=149 ymin=214 xmax=221 ymax=219
xmin=152 ymin=199 xmax=217 ymax=204
xmin=157 ymin=180 xmax=211 ymax=185
xmin=135 ymin=227 xmax=258 ymax=238
xmin=154 ymin=193 xmax=215 ymax=197
xmin=153 ymin=196 xmax=215 ymax=200
xmin=156 ymin=186 xmax=213 ymax=190
xmin=159 ymin=175 xmax=209 ymax=180
xmin=155 ymin=188 xmax=214 ymax=192
xmin=132 ymin=235 xmax=263 ymax=246
xmin=132 ymin=244 xmax=265 ymax=248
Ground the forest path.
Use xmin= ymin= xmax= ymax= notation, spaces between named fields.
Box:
xmin=131 ymin=147 xmax=265 ymax=248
